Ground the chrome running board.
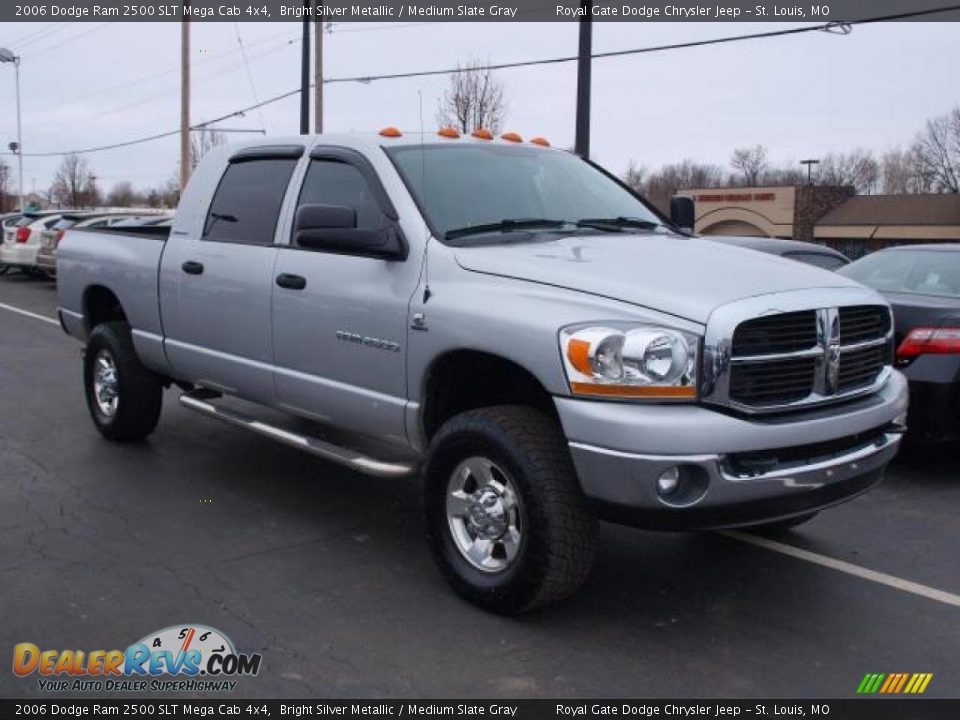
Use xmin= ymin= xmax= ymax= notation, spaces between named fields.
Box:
xmin=179 ymin=391 xmax=417 ymax=479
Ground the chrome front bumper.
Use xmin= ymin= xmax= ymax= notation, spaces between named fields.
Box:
xmin=556 ymin=371 xmax=908 ymax=530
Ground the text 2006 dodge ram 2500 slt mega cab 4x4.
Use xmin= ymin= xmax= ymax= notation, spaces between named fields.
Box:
xmin=57 ymin=131 xmax=908 ymax=613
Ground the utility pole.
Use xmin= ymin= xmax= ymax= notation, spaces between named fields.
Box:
xmin=314 ymin=15 xmax=323 ymax=133
xmin=300 ymin=4 xmax=311 ymax=135
xmin=180 ymin=5 xmax=191 ymax=192
xmin=574 ymin=0 xmax=592 ymax=159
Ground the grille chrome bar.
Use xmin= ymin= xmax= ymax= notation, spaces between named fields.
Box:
xmin=702 ymin=288 xmax=894 ymax=415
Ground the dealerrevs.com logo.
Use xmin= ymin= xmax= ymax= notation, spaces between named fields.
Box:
xmin=13 ymin=624 xmax=262 ymax=693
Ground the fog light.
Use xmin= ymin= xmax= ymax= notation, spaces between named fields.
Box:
xmin=657 ymin=466 xmax=680 ymax=496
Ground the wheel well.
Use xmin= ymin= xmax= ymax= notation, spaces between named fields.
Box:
xmin=422 ymin=350 xmax=557 ymax=441
xmin=83 ymin=286 xmax=126 ymax=335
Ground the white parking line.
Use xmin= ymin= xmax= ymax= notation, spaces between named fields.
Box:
xmin=0 ymin=301 xmax=60 ymax=327
xmin=723 ymin=530 xmax=960 ymax=609
xmin=2 ymin=296 xmax=959 ymax=610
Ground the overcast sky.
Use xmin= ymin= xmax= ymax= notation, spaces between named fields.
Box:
xmin=0 ymin=20 xmax=957 ymax=195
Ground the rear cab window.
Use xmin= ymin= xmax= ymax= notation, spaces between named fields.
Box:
xmin=203 ymin=157 xmax=299 ymax=246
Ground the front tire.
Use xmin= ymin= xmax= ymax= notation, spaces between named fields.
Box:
xmin=84 ymin=321 xmax=163 ymax=442
xmin=424 ymin=406 xmax=597 ymax=614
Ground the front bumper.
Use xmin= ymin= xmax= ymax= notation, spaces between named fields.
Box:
xmin=556 ymin=371 xmax=908 ymax=531
xmin=0 ymin=243 xmax=40 ymax=267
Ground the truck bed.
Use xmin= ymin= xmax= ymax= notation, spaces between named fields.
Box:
xmin=56 ymin=226 xmax=171 ymax=376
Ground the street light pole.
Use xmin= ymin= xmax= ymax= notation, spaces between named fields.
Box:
xmin=800 ymin=158 xmax=820 ymax=185
xmin=0 ymin=48 xmax=24 ymax=212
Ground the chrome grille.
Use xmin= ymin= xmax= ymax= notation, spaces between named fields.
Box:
xmin=707 ymin=296 xmax=894 ymax=414
xmin=732 ymin=310 xmax=817 ymax=355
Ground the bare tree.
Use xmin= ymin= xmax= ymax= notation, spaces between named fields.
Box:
xmin=190 ymin=128 xmax=227 ymax=171
xmin=106 ymin=181 xmax=141 ymax=207
xmin=912 ymin=107 xmax=960 ymax=193
xmin=50 ymin=154 xmax=97 ymax=208
xmin=817 ymin=150 xmax=880 ymax=194
xmin=759 ymin=165 xmax=806 ymax=186
xmin=627 ymin=159 xmax=725 ymax=207
xmin=623 ymin=161 xmax=647 ymax=193
xmin=436 ymin=59 xmax=507 ymax=135
xmin=730 ymin=145 xmax=769 ymax=186
xmin=880 ymin=147 xmax=932 ymax=194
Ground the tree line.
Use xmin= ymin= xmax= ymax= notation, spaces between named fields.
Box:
xmin=625 ymin=105 xmax=960 ymax=206
xmin=0 ymin=128 xmax=226 ymax=212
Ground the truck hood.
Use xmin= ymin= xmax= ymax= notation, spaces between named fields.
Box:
xmin=454 ymin=233 xmax=864 ymax=324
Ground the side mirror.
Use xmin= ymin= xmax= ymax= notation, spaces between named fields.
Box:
xmin=294 ymin=204 xmax=406 ymax=260
xmin=295 ymin=203 xmax=357 ymax=231
xmin=670 ymin=195 xmax=696 ymax=233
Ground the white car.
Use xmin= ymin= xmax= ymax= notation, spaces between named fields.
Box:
xmin=36 ymin=213 xmax=164 ymax=276
xmin=1 ymin=212 xmax=64 ymax=273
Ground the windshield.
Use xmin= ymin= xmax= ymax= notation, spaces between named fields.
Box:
xmin=386 ymin=143 xmax=664 ymax=243
xmin=838 ymin=249 xmax=960 ymax=298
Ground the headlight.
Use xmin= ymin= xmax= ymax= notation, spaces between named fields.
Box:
xmin=560 ymin=323 xmax=699 ymax=399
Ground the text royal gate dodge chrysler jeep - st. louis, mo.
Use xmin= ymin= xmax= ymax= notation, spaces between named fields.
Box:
xmin=56 ymin=131 xmax=908 ymax=613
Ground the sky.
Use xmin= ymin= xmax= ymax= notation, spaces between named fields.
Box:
xmin=0 ymin=19 xmax=957 ymax=196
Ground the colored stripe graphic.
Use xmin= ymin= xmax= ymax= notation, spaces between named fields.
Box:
xmin=857 ymin=672 xmax=932 ymax=694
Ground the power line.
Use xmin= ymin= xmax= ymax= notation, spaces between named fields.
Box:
xmin=8 ymin=4 xmax=960 ymax=158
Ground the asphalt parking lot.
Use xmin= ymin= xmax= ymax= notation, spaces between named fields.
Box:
xmin=1 ymin=272 xmax=958 ymax=700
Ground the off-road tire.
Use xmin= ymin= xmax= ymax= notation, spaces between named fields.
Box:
xmin=424 ymin=405 xmax=597 ymax=614
xmin=84 ymin=321 xmax=163 ymax=442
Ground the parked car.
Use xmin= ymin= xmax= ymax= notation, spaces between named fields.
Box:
xmin=1 ymin=211 xmax=65 ymax=275
xmin=56 ymin=132 xmax=907 ymax=613
xmin=110 ymin=215 xmax=173 ymax=228
xmin=706 ymin=236 xmax=850 ymax=270
xmin=839 ymin=244 xmax=960 ymax=442
xmin=36 ymin=213 xmax=165 ymax=277
xmin=0 ymin=212 xmax=23 ymax=275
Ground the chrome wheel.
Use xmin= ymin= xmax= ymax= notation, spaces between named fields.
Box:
xmin=93 ymin=349 xmax=120 ymax=417
xmin=446 ymin=456 xmax=524 ymax=573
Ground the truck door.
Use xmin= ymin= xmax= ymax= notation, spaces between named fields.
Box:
xmin=270 ymin=148 xmax=419 ymax=446
xmin=160 ymin=149 xmax=301 ymax=405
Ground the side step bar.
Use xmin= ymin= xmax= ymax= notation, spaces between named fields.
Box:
xmin=179 ymin=392 xmax=417 ymax=479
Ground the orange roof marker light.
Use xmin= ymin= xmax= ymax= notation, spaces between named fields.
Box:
xmin=437 ymin=127 xmax=461 ymax=139
xmin=501 ymin=132 xmax=523 ymax=143
xmin=379 ymin=127 xmax=402 ymax=138
xmin=530 ymin=136 xmax=551 ymax=147
xmin=471 ymin=128 xmax=494 ymax=140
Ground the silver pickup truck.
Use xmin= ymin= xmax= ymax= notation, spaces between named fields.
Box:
xmin=57 ymin=132 xmax=908 ymax=613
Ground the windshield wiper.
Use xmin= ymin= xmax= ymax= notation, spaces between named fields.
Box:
xmin=575 ymin=217 xmax=662 ymax=232
xmin=444 ymin=218 xmax=569 ymax=241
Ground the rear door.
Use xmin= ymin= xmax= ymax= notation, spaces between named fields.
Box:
xmin=270 ymin=147 xmax=419 ymax=446
xmin=161 ymin=148 xmax=301 ymax=405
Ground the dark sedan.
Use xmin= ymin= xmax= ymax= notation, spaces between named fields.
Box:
xmin=839 ymin=244 xmax=960 ymax=442
xmin=706 ymin=236 xmax=850 ymax=270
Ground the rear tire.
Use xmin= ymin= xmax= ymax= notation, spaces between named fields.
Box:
xmin=424 ymin=406 xmax=597 ymax=614
xmin=84 ymin=321 xmax=163 ymax=442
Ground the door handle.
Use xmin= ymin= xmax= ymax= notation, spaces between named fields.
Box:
xmin=276 ymin=273 xmax=307 ymax=290
xmin=182 ymin=260 xmax=204 ymax=275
